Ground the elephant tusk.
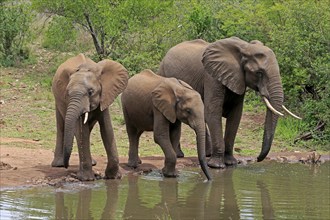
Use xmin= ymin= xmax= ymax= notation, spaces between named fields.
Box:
xmin=282 ymin=105 xmax=302 ymax=120
xmin=205 ymin=123 xmax=210 ymax=135
xmin=83 ymin=112 xmax=89 ymax=124
xmin=263 ymin=97 xmax=284 ymax=117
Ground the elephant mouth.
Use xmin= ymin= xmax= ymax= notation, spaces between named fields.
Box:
xmin=262 ymin=96 xmax=301 ymax=119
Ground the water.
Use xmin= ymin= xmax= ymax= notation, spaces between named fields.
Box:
xmin=1 ymin=161 xmax=329 ymax=219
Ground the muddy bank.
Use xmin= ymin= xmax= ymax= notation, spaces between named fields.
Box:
xmin=0 ymin=146 xmax=328 ymax=189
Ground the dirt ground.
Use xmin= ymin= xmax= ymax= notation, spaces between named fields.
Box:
xmin=1 ymin=137 xmax=327 ymax=189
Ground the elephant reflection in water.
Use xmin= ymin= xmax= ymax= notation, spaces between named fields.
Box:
xmin=54 ymin=171 xmax=275 ymax=219
xmin=257 ymin=180 xmax=275 ymax=219
xmin=122 ymin=170 xmax=240 ymax=219
xmin=55 ymin=188 xmax=94 ymax=219
xmin=123 ymin=175 xmax=180 ymax=219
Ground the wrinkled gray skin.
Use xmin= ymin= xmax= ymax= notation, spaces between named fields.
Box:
xmin=159 ymin=37 xmax=284 ymax=168
xmin=121 ymin=70 xmax=211 ymax=180
xmin=51 ymin=54 xmax=128 ymax=180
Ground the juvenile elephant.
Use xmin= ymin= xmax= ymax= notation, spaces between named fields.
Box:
xmin=159 ymin=37 xmax=301 ymax=169
xmin=52 ymin=54 xmax=128 ymax=180
xmin=121 ymin=70 xmax=211 ymax=180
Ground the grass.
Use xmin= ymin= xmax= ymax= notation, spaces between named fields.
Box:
xmin=1 ymin=46 xmax=328 ymax=159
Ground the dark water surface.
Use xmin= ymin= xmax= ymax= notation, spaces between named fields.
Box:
xmin=1 ymin=161 xmax=329 ymax=219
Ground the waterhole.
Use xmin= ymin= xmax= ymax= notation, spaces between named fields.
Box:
xmin=1 ymin=161 xmax=329 ymax=219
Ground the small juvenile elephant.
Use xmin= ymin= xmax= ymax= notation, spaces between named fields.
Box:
xmin=121 ymin=70 xmax=211 ymax=180
xmin=52 ymin=54 xmax=128 ymax=180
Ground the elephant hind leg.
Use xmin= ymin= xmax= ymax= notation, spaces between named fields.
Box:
xmin=127 ymin=127 xmax=143 ymax=168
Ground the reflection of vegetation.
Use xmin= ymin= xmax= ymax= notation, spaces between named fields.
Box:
xmin=233 ymin=162 xmax=330 ymax=219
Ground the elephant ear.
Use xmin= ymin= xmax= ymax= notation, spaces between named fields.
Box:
xmin=97 ymin=59 xmax=129 ymax=111
xmin=52 ymin=54 xmax=87 ymax=99
xmin=152 ymin=80 xmax=177 ymax=123
xmin=202 ymin=37 xmax=248 ymax=95
xmin=177 ymin=79 xmax=193 ymax=90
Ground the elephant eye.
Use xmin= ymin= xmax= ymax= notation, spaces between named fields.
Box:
xmin=88 ymin=89 xmax=94 ymax=96
xmin=186 ymin=108 xmax=192 ymax=114
xmin=256 ymin=71 xmax=263 ymax=78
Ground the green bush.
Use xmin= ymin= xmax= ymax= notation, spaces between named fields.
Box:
xmin=42 ymin=16 xmax=78 ymax=52
xmin=0 ymin=1 xmax=32 ymax=66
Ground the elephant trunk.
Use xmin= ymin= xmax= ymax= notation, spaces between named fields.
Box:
xmin=63 ymin=95 xmax=84 ymax=168
xmin=194 ymin=122 xmax=212 ymax=180
xmin=257 ymin=78 xmax=284 ymax=162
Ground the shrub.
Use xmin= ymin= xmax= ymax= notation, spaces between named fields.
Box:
xmin=42 ymin=16 xmax=78 ymax=52
xmin=0 ymin=1 xmax=32 ymax=66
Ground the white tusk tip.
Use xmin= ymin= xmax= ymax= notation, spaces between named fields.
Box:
xmin=83 ymin=112 xmax=89 ymax=124
xmin=281 ymin=105 xmax=302 ymax=120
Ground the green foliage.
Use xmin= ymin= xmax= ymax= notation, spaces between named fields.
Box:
xmin=0 ymin=0 xmax=32 ymax=66
xmin=266 ymin=1 xmax=330 ymax=144
xmin=32 ymin=0 xmax=185 ymax=72
xmin=23 ymin=0 xmax=330 ymax=147
xmin=187 ymin=2 xmax=221 ymax=41
xmin=42 ymin=16 xmax=79 ymax=52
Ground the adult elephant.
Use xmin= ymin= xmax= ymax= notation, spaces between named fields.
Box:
xmin=121 ymin=69 xmax=211 ymax=180
xmin=159 ymin=37 xmax=300 ymax=169
xmin=52 ymin=54 xmax=128 ymax=180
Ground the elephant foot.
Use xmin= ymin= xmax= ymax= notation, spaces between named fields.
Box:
xmin=207 ymin=156 xmax=226 ymax=169
xmin=127 ymin=157 xmax=142 ymax=168
xmin=77 ymin=169 xmax=95 ymax=181
xmin=51 ymin=157 xmax=65 ymax=167
xmin=162 ymin=167 xmax=178 ymax=178
xmin=205 ymin=150 xmax=212 ymax=157
xmin=105 ymin=167 xmax=122 ymax=179
xmin=176 ymin=149 xmax=184 ymax=158
xmin=225 ymin=154 xmax=238 ymax=166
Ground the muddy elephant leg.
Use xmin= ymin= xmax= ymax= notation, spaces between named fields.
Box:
xmin=75 ymin=118 xmax=95 ymax=181
xmin=154 ymin=110 xmax=177 ymax=177
xmin=170 ymin=121 xmax=184 ymax=158
xmin=52 ymin=108 xmax=65 ymax=167
xmin=99 ymin=109 xmax=121 ymax=179
xmin=224 ymin=96 xmax=244 ymax=166
xmin=204 ymin=78 xmax=226 ymax=168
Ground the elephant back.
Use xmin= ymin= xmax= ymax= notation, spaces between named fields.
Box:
xmin=158 ymin=40 xmax=209 ymax=95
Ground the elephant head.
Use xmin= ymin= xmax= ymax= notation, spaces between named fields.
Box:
xmin=152 ymin=78 xmax=211 ymax=180
xmin=52 ymin=54 xmax=128 ymax=168
xmin=202 ymin=37 xmax=300 ymax=162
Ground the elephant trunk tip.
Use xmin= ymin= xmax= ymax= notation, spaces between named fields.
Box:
xmin=63 ymin=147 xmax=72 ymax=169
xmin=256 ymin=148 xmax=270 ymax=162
xmin=199 ymin=159 xmax=212 ymax=181
xmin=257 ymin=156 xmax=265 ymax=162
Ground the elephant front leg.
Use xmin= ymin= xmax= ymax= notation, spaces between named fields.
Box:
xmin=52 ymin=108 xmax=65 ymax=167
xmin=170 ymin=121 xmax=184 ymax=158
xmin=99 ymin=110 xmax=122 ymax=179
xmin=224 ymin=97 xmax=244 ymax=166
xmin=204 ymin=79 xmax=226 ymax=169
xmin=75 ymin=120 xmax=95 ymax=181
xmin=154 ymin=111 xmax=178 ymax=177
xmin=206 ymin=117 xmax=226 ymax=169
